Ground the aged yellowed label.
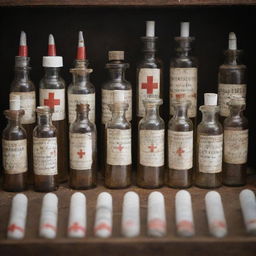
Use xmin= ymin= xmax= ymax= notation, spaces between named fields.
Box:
xmin=10 ymin=91 xmax=36 ymax=124
xmin=33 ymin=137 xmax=58 ymax=175
xmin=199 ymin=134 xmax=223 ymax=173
xmin=102 ymin=89 xmax=132 ymax=124
xmin=107 ymin=128 xmax=131 ymax=165
xmin=2 ymin=139 xmax=27 ymax=174
xmin=218 ymin=84 xmax=246 ymax=117
xmin=40 ymin=89 xmax=65 ymax=121
xmin=68 ymin=93 xmax=95 ymax=123
xmin=168 ymin=131 xmax=193 ymax=170
xmin=139 ymin=129 xmax=164 ymax=167
xmin=70 ymin=133 xmax=93 ymax=170
xmin=224 ymin=129 xmax=248 ymax=164
xmin=170 ymin=68 xmax=197 ymax=118
xmin=138 ymin=68 xmax=160 ymax=117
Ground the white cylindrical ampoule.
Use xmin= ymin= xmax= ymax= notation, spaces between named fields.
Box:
xmin=239 ymin=189 xmax=256 ymax=235
xmin=7 ymin=194 xmax=28 ymax=240
xmin=147 ymin=192 xmax=166 ymax=237
xmin=205 ymin=191 xmax=227 ymax=238
xmin=121 ymin=191 xmax=140 ymax=237
xmin=68 ymin=192 xmax=86 ymax=238
xmin=175 ymin=190 xmax=195 ymax=237
xmin=39 ymin=193 xmax=58 ymax=239
xmin=94 ymin=192 xmax=113 ymax=238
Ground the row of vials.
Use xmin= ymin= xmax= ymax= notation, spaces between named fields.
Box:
xmin=6 ymin=189 xmax=256 ymax=240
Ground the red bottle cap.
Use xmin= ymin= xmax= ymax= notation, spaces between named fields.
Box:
xmin=76 ymin=31 xmax=86 ymax=60
xmin=18 ymin=31 xmax=28 ymax=57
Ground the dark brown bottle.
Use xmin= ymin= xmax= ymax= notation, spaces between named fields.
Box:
xmin=223 ymin=97 xmax=248 ymax=186
xmin=69 ymin=104 xmax=97 ymax=189
xmin=33 ymin=106 xmax=58 ymax=192
xmin=105 ymin=102 xmax=132 ymax=188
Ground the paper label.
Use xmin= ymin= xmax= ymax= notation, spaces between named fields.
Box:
xmin=107 ymin=129 xmax=131 ymax=165
xmin=218 ymin=84 xmax=247 ymax=117
xmin=2 ymin=139 xmax=27 ymax=174
xmin=199 ymin=134 xmax=223 ymax=173
xmin=138 ymin=68 xmax=160 ymax=117
xmin=70 ymin=133 xmax=93 ymax=170
xmin=102 ymin=89 xmax=132 ymax=124
xmin=33 ymin=137 xmax=58 ymax=175
xmin=170 ymin=68 xmax=197 ymax=118
xmin=224 ymin=129 xmax=248 ymax=164
xmin=139 ymin=129 xmax=164 ymax=167
xmin=68 ymin=93 xmax=95 ymax=123
xmin=168 ymin=131 xmax=193 ymax=170
xmin=40 ymin=89 xmax=65 ymax=121
xmin=10 ymin=91 xmax=36 ymax=124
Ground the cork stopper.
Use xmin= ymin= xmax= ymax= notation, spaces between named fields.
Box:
xmin=9 ymin=95 xmax=21 ymax=111
xmin=146 ymin=21 xmax=155 ymax=37
xmin=109 ymin=102 xmax=129 ymax=112
xmin=76 ymin=103 xmax=90 ymax=113
xmin=229 ymin=32 xmax=237 ymax=50
xmin=108 ymin=51 xmax=124 ymax=61
xmin=181 ymin=22 xmax=190 ymax=37
xmin=204 ymin=93 xmax=218 ymax=106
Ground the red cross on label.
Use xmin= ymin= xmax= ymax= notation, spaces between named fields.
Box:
xmin=148 ymin=144 xmax=157 ymax=152
xmin=116 ymin=144 xmax=123 ymax=152
xmin=77 ymin=149 xmax=85 ymax=159
xmin=175 ymin=93 xmax=186 ymax=99
xmin=44 ymin=92 xmax=60 ymax=108
xmin=141 ymin=76 xmax=158 ymax=94
xmin=68 ymin=222 xmax=85 ymax=233
xmin=176 ymin=147 xmax=185 ymax=157
xmin=7 ymin=224 xmax=24 ymax=233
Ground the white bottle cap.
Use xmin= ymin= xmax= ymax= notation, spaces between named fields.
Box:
xmin=204 ymin=93 xmax=218 ymax=106
xmin=146 ymin=21 xmax=155 ymax=37
xmin=9 ymin=94 xmax=21 ymax=110
xmin=181 ymin=22 xmax=190 ymax=37
xmin=43 ymin=56 xmax=63 ymax=67
xmin=20 ymin=31 xmax=27 ymax=46
xmin=228 ymin=32 xmax=237 ymax=50
xmin=108 ymin=51 xmax=124 ymax=61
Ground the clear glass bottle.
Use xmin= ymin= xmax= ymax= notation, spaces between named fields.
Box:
xmin=223 ymin=97 xmax=248 ymax=186
xmin=196 ymin=94 xmax=223 ymax=188
xmin=69 ymin=104 xmax=97 ymax=189
xmin=137 ymin=98 xmax=164 ymax=188
xmin=2 ymin=108 xmax=27 ymax=192
xmin=167 ymin=100 xmax=193 ymax=188
xmin=33 ymin=106 xmax=58 ymax=192
xmin=105 ymin=102 xmax=132 ymax=188
xmin=218 ymin=32 xmax=247 ymax=123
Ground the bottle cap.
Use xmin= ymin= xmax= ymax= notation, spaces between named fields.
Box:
xmin=76 ymin=31 xmax=86 ymax=60
xmin=18 ymin=31 xmax=28 ymax=57
xmin=146 ymin=21 xmax=155 ymax=37
xmin=143 ymin=98 xmax=163 ymax=106
xmin=76 ymin=103 xmax=90 ymax=113
xmin=204 ymin=93 xmax=218 ymax=106
xmin=36 ymin=106 xmax=52 ymax=114
xmin=228 ymin=32 xmax=237 ymax=50
xmin=9 ymin=95 xmax=21 ymax=110
xmin=181 ymin=22 xmax=190 ymax=37
xmin=108 ymin=51 xmax=124 ymax=61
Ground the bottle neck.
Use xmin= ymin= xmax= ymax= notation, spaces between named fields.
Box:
xmin=37 ymin=113 xmax=52 ymax=126
xmin=72 ymin=72 xmax=89 ymax=87
xmin=141 ymin=37 xmax=157 ymax=60
xmin=111 ymin=110 xmax=126 ymax=122
xmin=76 ymin=111 xmax=89 ymax=122
xmin=224 ymin=50 xmax=242 ymax=65
xmin=229 ymin=105 xmax=245 ymax=118
xmin=201 ymin=107 xmax=219 ymax=123
xmin=44 ymin=67 xmax=60 ymax=78
xmin=109 ymin=67 xmax=126 ymax=81
xmin=8 ymin=116 xmax=21 ymax=128
xmin=14 ymin=67 xmax=30 ymax=82
xmin=173 ymin=104 xmax=189 ymax=119
xmin=144 ymin=105 xmax=160 ymax=120
xmin=175 ymin=37 xmax=193 ymax=58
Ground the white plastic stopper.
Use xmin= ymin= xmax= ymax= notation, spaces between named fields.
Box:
xmin=108 ymin=51 xmax=124 ymax=61
xmin=239 ymin=189 xmax=256 ymax=235
xmin=205 ymin=191 xmax=227 ymax=238
xmin=48 ymin=34 xmax=55 ymax=46
xmin=175 ymin=190 xmax=195 ymax=237
xmin=42 ymin=56 xmax=63 ymax=67
xmin=147 ymin=192 xmax=166 ymax=237
xmin=68 ymin=192 xmax=86 ymax=238
xmin=9 ymin=94 xmax=21 ymax=111
xmin=121 ymin=192 xmax=140 ymax=237
xmin=20 ymin=31 xmax=27 ymax=46
xmin=204 ymin=93 xmax=218 ymax=106
xmin=180 ymin=22 xmax=190 ymax=37
xmin=7 ymin=194 xmax=28 ymax=240
xmin=228 ymin=32 xmax=237 ymax=50
xmin=94 ymin=192 xmax=113 ymax=238
xmin=146 ymin=21 xmax=155 ymax=37
xmin=39 ymin=193 xmax=58 ymax=239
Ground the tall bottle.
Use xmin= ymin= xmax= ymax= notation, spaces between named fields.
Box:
xmin=68 ymin=31 xmax=95 ymax=124
xmin=167 ymin=100 xmax=193 ymax=188
xmin=170 ymin=22 xmax=198 ymax=125
xmin=218 ymin=32 xmax=247 ymax=123
xmin=105 ymin=102 xmax=132 ymax=188
xmin=39 ymin=34 xmax=68 ymax=182
xmin=69 ymin=104 xmax=97 ymax=189
xmin=33 ymin=106 xmax=58 ymax=192
xmin=137 ymin=98 xmax=164 ymax=188
xmin=9 ymin=31 xmax=36 ymax=184
xmin=223 ymin=97 xmax=248 ymax=186
xmin=2 ymin=96 xmax=27 ymax=192
xmin=136 ymin=21 xmax=163 ymax=121
xmin=196 ymin=94 xmax=223 ymax=188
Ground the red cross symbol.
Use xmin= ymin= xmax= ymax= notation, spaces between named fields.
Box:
xmin=148 ymin=144 xmax=157 ymax=152
xmin=176 ymin=147 xmax=185 ymax=157
xmin=44 ymin=92 xmax=60 ymax=109
xmin=141 ymin=76 xmax=158 ymax=94
xmin=175 ymin=93 xmax=186 ymax=99
xmin=7 ymin=224 xmax=24 ymax=233
xmin=116 ymin=144 xmax=123 ymax=152
xmin=77 ymin=149 xmax=85 ymax=159
xmin=68 ymin=222 xmax=86 ymax=233
xmin=94 ymin=223 xmax=112 ymax=233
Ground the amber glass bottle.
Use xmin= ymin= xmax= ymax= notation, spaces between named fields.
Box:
xmin=105 ymin=103 xmax=132 ymax=188
xmin=69 ymin=104 xmax=97 ymax=189
xmin=33 ymin=106 xmax=58 ymax=192
xmin=223 ymin=97 xmax=248 ymax=186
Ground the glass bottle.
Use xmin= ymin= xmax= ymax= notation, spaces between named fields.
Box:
xmin=69 ymin=104 xmax=97 ymax=189
xmin=167 ymin=100 xmax=193 ymax=188
xmin=33 ymin=106 xmax=58 ymax=192
xmin=136 ymin=21 xmax=163 ymax=121
xmin=195 ymin=94 xmax=223 ymax=188
xmin=218 ymin=32 xmax=247 ymax=123
xmin=137 ymin=98 xmax=164 ymax=188
xmin=105 ymin=102 xmax=132 ymax=188
xmin=223 ymin=97 xmax=248 ymax=186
